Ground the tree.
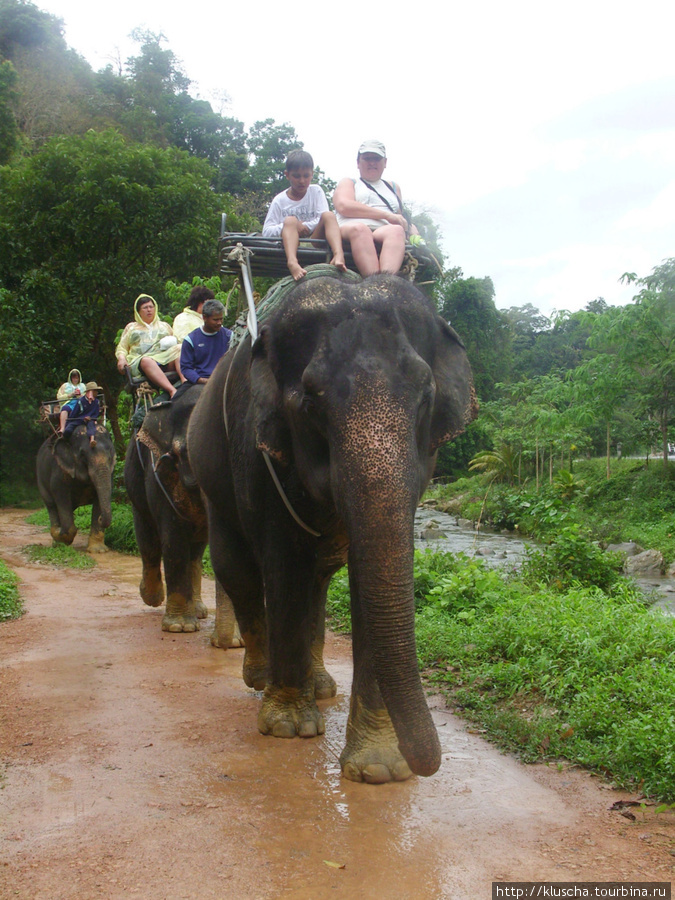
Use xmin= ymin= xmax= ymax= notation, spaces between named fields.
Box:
xmin=0 ymin=129 xmax=238 ymax=464
xmin=568 ymin=350 xmax=631 ymax=479
xmin=0 ymin=58 xmax=18 ymax=162
xmin=436 ymin=273 xmax=511 ymax=400
xmin=0 ymin=0 xmax=65 ymax=60
xmin=591 ymin=263 xmax=675 ymax=468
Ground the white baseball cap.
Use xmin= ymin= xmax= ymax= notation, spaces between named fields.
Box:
xmin=358 ymin=140 xmax=386 ymax=157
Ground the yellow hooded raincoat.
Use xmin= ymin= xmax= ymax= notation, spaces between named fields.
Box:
xmin=115 ymin=295 xmax=180 ymax=378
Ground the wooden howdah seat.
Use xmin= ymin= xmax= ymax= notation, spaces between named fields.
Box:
xmin=217 ymin=215 xmax=441 ymax=284
xmin=38 ymin=389 xmax=107 ymax=437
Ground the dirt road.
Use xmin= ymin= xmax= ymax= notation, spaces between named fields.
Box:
xmin=1 ymin=508 xmax=673 ymax=899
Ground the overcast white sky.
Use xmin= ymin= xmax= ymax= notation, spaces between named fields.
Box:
xmin=37 ymin=0 xmax=675 ymax=317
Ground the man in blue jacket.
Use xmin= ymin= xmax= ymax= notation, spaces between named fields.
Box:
xmin=59 ymin=381 xmax=101 ymax=446
xmin=179 ymin=299 xmax=232 ymax=389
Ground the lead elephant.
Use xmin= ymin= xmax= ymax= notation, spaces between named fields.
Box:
xmin=188 ymin=273 xmax=477 ymax=783
xmin=124 ymin=386 xmax=241 ymax=645
xmin=36 ymin=424 xmax=116 ymax=552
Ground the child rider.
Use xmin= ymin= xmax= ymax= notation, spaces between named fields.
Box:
xmin=262 ymin=150 xmax=347 ymax=281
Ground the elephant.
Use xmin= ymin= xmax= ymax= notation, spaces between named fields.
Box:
xmin=36 ymin=424 xmax=116 ymax=553
xmin=187 ymin=273 xmax=477 ymax=784
xmin=124 ymin=386 xmax=241 ymax=645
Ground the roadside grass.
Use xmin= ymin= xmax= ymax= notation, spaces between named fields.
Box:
xmin=0 ymin=560 xmax=23 ymax=621
xmin=24 ymin=543 xmax=96 ymax=569
xmin=327 ymin=536 xmax=675 ymax=801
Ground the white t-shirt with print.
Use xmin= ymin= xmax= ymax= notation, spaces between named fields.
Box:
xmin=262 ymin=184 xmax=329 ymax=237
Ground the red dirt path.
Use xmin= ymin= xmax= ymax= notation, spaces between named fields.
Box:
xmin=1 ymin=508 xmax=673 ymax=899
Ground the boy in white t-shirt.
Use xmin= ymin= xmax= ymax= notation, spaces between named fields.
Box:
xmin=263 ymin=150 xmax=347 ymax=281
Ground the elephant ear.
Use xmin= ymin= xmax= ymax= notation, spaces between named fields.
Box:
xmin=53 ymin=439 xmax=77 ymax=479
xmin=153 ymin=452 xmax=199 ymax=520
xmin=250 ymin=326 xmax=291 ymax=464
xmin=429 ymin=318 xmax=479 ymax=452
xmin=138 ymin=406 xmax=173 ymax=458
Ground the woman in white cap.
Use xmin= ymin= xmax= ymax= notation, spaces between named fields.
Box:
xmin=333 ymin=141 xmax=413 ymax=276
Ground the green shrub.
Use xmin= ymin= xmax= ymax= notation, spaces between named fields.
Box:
xmin=521 ymin=524 xmax=625 ymax=592
xmin=103 ymin=503 xmax=137 ymax=553
xmin=0 ymin=560 xmax=23 ymax=621
xmin=416 ymin=578 xmax=675 ymax=798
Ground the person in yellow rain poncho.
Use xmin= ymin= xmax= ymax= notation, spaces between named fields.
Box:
xmin=115 ymin=294 xmax=183 ymax=398
xmin=57 ymin=368 xmax=84 ymax=405
xmin=172 ymin=285 xmax=214 ymax=343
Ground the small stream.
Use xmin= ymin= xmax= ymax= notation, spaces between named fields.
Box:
xmin=414 ymin=505 xmax=675 ymax=615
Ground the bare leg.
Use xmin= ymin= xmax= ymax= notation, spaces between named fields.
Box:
xmin=372 ymin=224 xmax=406 ymax=274
xmin=139 ymin=357 xmax=177 ymax=397
xmin=312 ymin=212 xmax=347 ymax=272
xmin=171 ymin=357 xmax=185 ymax=384
xmin=338 ymin=221 xmax=380 ymax=276
xmin=58 ymin=409 xmax=68 ymax=434
xmin=281 ymin=217 xmax=307 ymax=281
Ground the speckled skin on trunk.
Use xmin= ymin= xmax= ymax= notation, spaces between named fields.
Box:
xmin=124 ymin=386 xmax=241 ymax=643
xmin=188 ymin=274 xmax=477 ymax=783
xmin=36 ymin=426 xmax=116 ymax=553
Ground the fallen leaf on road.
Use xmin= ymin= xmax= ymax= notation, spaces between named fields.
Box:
xmin=323 ymin=860 xmax=346 ymax=870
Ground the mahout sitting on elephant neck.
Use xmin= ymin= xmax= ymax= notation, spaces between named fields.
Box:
xmin=188 ymin=273 xmax=477 ymax=784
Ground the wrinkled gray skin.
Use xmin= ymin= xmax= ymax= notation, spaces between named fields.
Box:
xmin=36 ymin=425 xmax=116 ymax=553
xmin=124 ymin=386 xmax=241 ymax=644
xmin=188 ymin=274 xmax=477 ymax=783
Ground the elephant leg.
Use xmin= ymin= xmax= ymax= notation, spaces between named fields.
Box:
xmin=87 ymin=495 xmax=108 ymax=554
xmin=211 ymin=580 xmax=244 ymax=649
xmin=207 ymin=507 xmax=267 ymax=689
xmin=190 ymin=553 xmax=209 ymax=620
xmin=48 ymin=485 xmax=77 ymax=546
xmin=132 ymin=506 xmax=165 ymax=608
xmin=259 ymin=550 xmax=325 ymax=740
xmin=161 ymin=531 xmax=202 ymax=633
xmin=311 ymin=575 xmax=337 ymax=700
xmin=42 ymin=496 xmax=68 ymax=546
xmin=339 ymin=594 xmax=411 ymax=784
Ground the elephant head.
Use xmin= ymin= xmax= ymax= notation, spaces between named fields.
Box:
xmin=249 ymin=275 xmax=477 ymax=776
xmin=138 ymin=387 xmax=204 ymax=520
xmin=54 ymin=426 xmax=116 ymax=530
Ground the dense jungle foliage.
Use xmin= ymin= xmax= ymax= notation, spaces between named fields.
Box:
xmin=0 ymin=0 xmax=673 ymax=497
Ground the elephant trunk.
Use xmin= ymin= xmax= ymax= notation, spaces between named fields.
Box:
xmin=90 ymin=459 xmax=113 ymax=529
xmin=335 ymin=445 xmax=441 ymax=777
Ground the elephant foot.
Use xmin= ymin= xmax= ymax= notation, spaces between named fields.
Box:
xmin=51 ymin=525 xmax=77 ymax=546
xmin=313 ymin=668 xmax=337 ymax=700
xmin=210 ymin=620 xmax=244 ymax=650
xmin=194 ymin=599 xmax=209 ymax=619
xmin=258 ymin=684 xmax=325 ymax=739
xmin=162 ymin=612 xmax=200 ymax=633
xmin=242 ymin=655 xmax=267 ymax=691
xmin=87 ymin=532 xmax=108 ymax=553
xmin=140 ymin=573 xmax=165 ymax=608
xmin=241 ymin=634 xmax=268 ymax=689
xmin=340 ymin=698 xmax=412 ymax=784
